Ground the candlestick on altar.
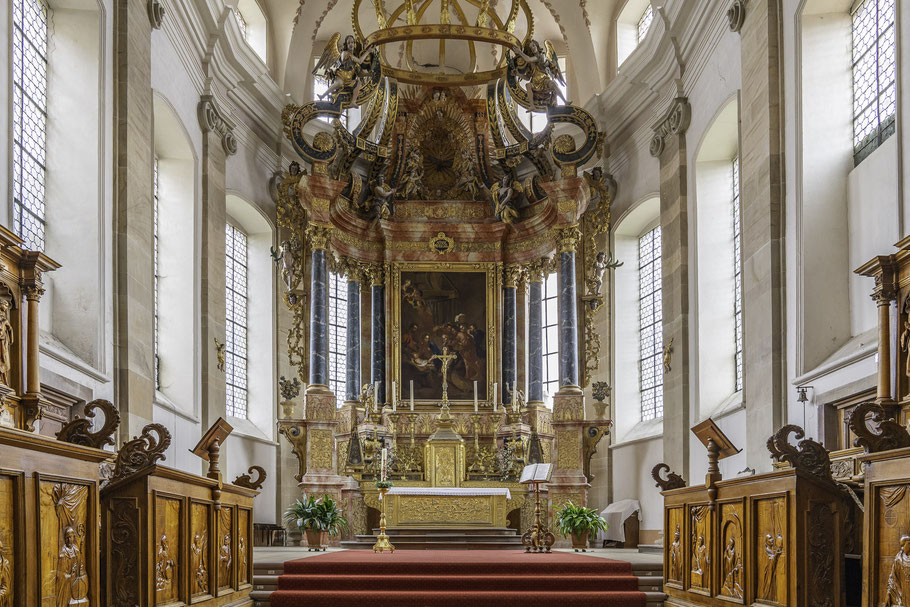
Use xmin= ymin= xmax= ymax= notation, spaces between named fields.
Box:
xmin=391 ymin=381 xmax=397 ymax=411
xmin=493 ymin=382 xmax=498 ymax=411
xmin=381 ymin=447 xmax=387 ymax=481
xmin=374 ymin=381 xmax=379 ymax=410
xmin=410 ymin=380 xmax=414 ymax=411
xmin=407 ymin=413 xmax=418 ymax=446
xmin=473 ymin=381 xmax=478 ymax=408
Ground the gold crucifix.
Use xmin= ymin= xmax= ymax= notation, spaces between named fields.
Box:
xmin=429 ymin=346 xmax=458 ymax=406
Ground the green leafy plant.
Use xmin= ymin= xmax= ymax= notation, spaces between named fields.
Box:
xmin=375 ymin=480 xmax=394 ymax=489
xmin=555 ymin=502 xmax=608 ymax=538
xmin=283 ymin=494 xmax=348 ymax=536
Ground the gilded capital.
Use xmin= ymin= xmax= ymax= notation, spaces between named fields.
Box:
xmin=555 ymin=226 xmax=581 ymax=254
xmin=305 ymin=224 xmax=332 ymax=251
xmin=365 ymin=263 xmax=387 ymax=287
xmin=524 ymin=259 xmax=545 ymax=284
xmin=503 ymin=264 xmax=524 ymax=288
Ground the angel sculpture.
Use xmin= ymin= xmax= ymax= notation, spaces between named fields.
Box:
xmin=507 ymin=39 xmax=570 ymax=111
xmin=455 ymin=147 xmax=481 ymax=199
xmin=490 ymin=173 xmax=521 ymax=224
xmin=270 ymin=236 xmax=300 ymax=292
xmin=312 ymin=33 xmax=375 ymax=103
xmin=587 ymin=251 xmax=623 ymax=297
xmin=370 ymin=173 xmax=396 ymax=220
xmin=400 ymin=149 xmax=426 ymax=200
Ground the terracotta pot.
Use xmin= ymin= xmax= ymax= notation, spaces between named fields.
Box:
xmin=305 ymin=529 xmax=329 ymax=551
xmin=571 ymin=530 xmax=590 ymax=552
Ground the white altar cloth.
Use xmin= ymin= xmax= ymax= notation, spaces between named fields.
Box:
xmin=387 ymin=487 xmax=512 ymax=500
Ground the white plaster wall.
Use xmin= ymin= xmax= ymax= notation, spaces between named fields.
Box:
xmin=608 ymin=437 xmax=662 ymax=537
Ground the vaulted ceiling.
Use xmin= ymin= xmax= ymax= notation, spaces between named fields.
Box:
xmin=256 ymin=0 xmax=623 ymax=105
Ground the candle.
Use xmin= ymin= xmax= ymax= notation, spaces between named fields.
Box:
xmin=381 ymin=448 xmax=387 ymax=481
xmin=374 ymin=381 xmax=379 ymax=411
xmin=410 ymin=380 xmax=414 ymax=411
xmin=392 ymin=381 xmax=397 ymax=411
xmin=473 ymin=381 xmax=478 ymax=409
xmin=474 ymin=399 xmax=478 ymax=413
xmin=493 ymin=382 xmax=498 ymax=412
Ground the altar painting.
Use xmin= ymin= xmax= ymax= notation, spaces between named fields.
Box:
xmin=399 ymin=270 xmax=488 ymax=402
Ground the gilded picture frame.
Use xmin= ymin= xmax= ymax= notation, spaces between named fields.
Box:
xmin=390 ymin=261 xmax=500 ymax=406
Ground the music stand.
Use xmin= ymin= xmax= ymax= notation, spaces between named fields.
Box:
xmin=191 ymin=417 xmax=234 ymax=482
xmin=691 ymin=418 xmax=739 ymax=509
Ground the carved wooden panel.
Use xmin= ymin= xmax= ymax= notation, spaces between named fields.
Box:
xmin=238 ymin=508 xmax=251 ymax=586
xmin=153 ymin=494 xmax=182 ymax=605
xmin=688 ymin=504 xmax=711 ymax=593
xmin=718 ymin=501 xmax=744 ymax=602
xmin=872 ymin=483 xmax=910 ymax=607
xmin=37 ymin=477 xmax=92 ymax=607
xmin=190 ymin=501 xmax=212 ymax=598
xmin=217 ymin=506 xmax=234 ymax=592
xmin=108 ymin=497 xmax=140 ymax=607
xmin=807 ymin=502 xmax=837 ymax=607
xmin=665 ymin=506 xmax=684 ymax=587
xmin=753 ymin=496 xmax=788 ymax=606
xmin=0 ymin=472 xmax=21 ymax=607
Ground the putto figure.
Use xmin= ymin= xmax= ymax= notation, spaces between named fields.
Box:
xmin=508 ymin=39 xmax=569 ymax=111
xmin=312 ymin=33 xmax=376 ymax=102
xmin=400 ymin=149 xmax=426 ymax=200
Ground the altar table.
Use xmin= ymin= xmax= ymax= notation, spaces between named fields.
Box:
xmin=384 ymin=487 xmax=511 ymax=528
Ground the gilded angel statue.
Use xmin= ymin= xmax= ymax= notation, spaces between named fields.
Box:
xmin=507 ymin=39 xmax=570 ymax=111
xmin=490 ymin=173 xmax=522 ymax=224
xmin=400 ymin=149 xmax=426 ymax=200
xmin=312 ymin=33 xmax=376 ymax=102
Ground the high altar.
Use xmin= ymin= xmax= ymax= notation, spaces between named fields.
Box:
xmin=274 ymin=0 xmax=614 ymax=540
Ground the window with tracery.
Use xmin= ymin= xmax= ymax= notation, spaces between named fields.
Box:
xmin=12 ymin=0 xmax=49 ymax=251
xmin=852 ymin=0 xmax=896 ymax=164
xmin=328 ymin=271 xmax=348 ymax=407
xmin=225 ymin=223 xmax=249 ymax=418
xmin=637 ymin=4 xmax=654 ymax=43
xmin=639 ymin=225 xmax=663 ymax=420
xmin=732 ymin=156 xmax=743 ymax=392
xmin=153 ymin=157 xmax=161 ymax=389
xmin=541 ymin=271 xmax=559 ymax=406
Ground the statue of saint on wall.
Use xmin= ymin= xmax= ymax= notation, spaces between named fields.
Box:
xmin=886 ymin=535 xmax=910 ymax=607
xmin=400 ymin=149 xmax=426 ymax=200
xmin=0 ymin=296 xmax=14 ymax=388
xmin=271 ymin=236 xmax=301 ymax=293
xmin=491 ymin=174 xmax=521 ymax=224
xmin=56 ymin=526 xmax=88 ymax=606
xmin=370 ymin=173 xmax=396 ymax=220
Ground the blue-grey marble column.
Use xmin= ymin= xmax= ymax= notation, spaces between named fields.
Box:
xmin=345 ymin=275 xmax=361 ymax=402
xmin=527 ymin=268 xmax=544 ymax=403
xmin=309 ymin=247 xmax=329 ymax=387
xmin=370 ymin=266 xmax=386 ymax=405
xmin=557 ymin=228 xmax=580 ymax=388
xmin=502 ymin=265 xmax=519 ymax=404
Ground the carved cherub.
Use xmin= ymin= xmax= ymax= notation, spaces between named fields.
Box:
xmin=508 ymin=39 xmax=569 ymax=111
xmin=312 ymin=33 xmax=376 ymax=102
xmin=587 ymin=251 xmax=623 ymax=297
xmin=215 ymin=338 xmax=226 ymax=372
xmin=400 ymin=149 xmax=426 ymax=200
xmin=455 ymin=147 xmax=481 ymax=199
xmin=270 ymin=236 xmax=301 ymax=293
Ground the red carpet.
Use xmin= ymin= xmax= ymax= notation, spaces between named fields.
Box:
xmin=270 ymin=549 xmax=647 ymax=606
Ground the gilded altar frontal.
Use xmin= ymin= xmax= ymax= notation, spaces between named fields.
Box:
xmin=1 ymin=0 xmax=906 ymax=603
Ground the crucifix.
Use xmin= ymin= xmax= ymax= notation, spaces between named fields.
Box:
xmin=429 ymin=346 xmax=458 ymax=407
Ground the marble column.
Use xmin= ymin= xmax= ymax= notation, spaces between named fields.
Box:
xmin=502 ymin=265 xmax=522 ymax=405
xmin=555 ymin=227 xmax=581 ymax=391
xmin=307 ymin=227 xmax=331 ymax=389
xmin=369 ymin=265 xmax=386 ymax=405
xmin=526 ymin=261 xmax=544 ymax=404
xmin=345 ymin=269 xmax=362 ymax=402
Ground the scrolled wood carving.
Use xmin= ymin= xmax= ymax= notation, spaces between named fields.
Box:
xmin=232 ymin=465 xmax=267 ymax=491
xmin=110 ymin=423 xmax=171 ymax=483
xmin=848 ymin=401 xmax=910 ymax=453
xmin=109 ymin=498 xmax=140 ymax=607
xmin=56 ymin=399 xmax=121 ymax=449
xmin=652 ymin=463 xmax=687 ymax=491
xmin=766 ymin=424 xmax=833 ymax=484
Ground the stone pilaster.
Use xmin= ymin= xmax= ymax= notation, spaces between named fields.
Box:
xmin=368 ymin=264 xmax=387 ymax=405
xmin=198 ymin=96 xmax=235 ymax=431
xmin=555 ymin=226 xmax=582 ymax=393
xmin=549 ymin=391 xmax=588 ymax=547
xmin=502 ymin=264 xmax=522 ymax=404
xmin=650 ymin=97 xmax=691 ymax=476
xmin=345 ymin=269 xmax=362 ymax=403
xmin=113 ymin=0 xmax=155 ymax=437
xmin=740 ymin=2 xmax=785 ymax=471
xmin=526 ymin=261 xmax=545 ymax=404
xmin=298 ymin=392 xmax=346 ymax=545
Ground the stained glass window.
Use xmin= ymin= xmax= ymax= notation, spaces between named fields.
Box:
xmin=852 ymin=0 xmax=896 ymax=164
xmin=12 ymin=0 xmax=49 ymax=251
xmin=637 ymin=4 xmax=654 ymax=44
xmin=542 ymin=272 xmax=559 ymax=407
xmin=639 ymin=226 xmax=663 ymax=421
xmin=328 ymin=271 xmax=348 ymax=407
xmin=732 ymin=156 xmax=743 ymax=392
xmin=225 ymin=224 xmax=249 ymax=418
xmin=153 ymin=157 xmax=161 ymax=389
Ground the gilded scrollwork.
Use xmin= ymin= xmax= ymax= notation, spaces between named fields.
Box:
xmin=308 ymin=429 xmax=335 ymax=470
xmin=278 ymin=423 xmax=307 ymax=482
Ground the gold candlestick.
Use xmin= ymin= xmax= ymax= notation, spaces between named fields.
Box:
xmin=373 ymin=486 xmax=395 ymax=553
xmin=407 ymin=413 xmax=418 ymax=446
xmin=470 ymin=413 xmax=483 ymax=453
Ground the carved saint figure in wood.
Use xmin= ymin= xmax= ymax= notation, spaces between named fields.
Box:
xmin=155 ymin=534 xmax=176 ymax=591
xmin=0 ymin=297 xmax=13 ymax=388
xmin=191 ymin=532 xmax=208 ymax=593
xmin=759 ymin=532 xmax=784 ymax=601
xmin=56 ymin=526 xmax=88 ymax=606
xmin=0 ymin=538 xmax=11 ymax=607
xmin=219 ymin=532 xmax=232 ymax=583
xmin=886 ymin=535 xmax=910 ymax=606
xmin=691 ymin=534 xmax=709 ymax=585
xmin=721 ymin=537 xmax=743 ymax=598
xmin=669 ymin=525 xmax=682 ymax=581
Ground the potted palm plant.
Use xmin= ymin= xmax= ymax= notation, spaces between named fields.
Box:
xmin=284 ymin=494 xmax=348 ymax=551
xmin=555 ymin=502 xmax=608 ymax=552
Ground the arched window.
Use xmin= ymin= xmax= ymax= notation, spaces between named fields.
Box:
xmin=12 ymin=0 xmax=48 ymax=251
xmin=541 ymin=271 xmax=559 ymax=407
xmin=732 ymin=156 xmax=743 ymax=391
xmin=638 ymin=225 xmax=663 ymax=421
xmin=232 ymin=0 xmax=268 ymax=63
xmin=153 ymin=157 xmax=161 ymax=388
xmin=617 ymin=0 xmax=653 ymax=67
xmin=852 ymin=0 xmax=896 ymax=164
xmin=225 ymin=222 xmax=249 ymax=418
xmin=328 ymin=271 xmax=347 ymax=407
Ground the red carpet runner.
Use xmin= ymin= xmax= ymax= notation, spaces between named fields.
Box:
xmin=270 ymin=549 xmax=647 ymax=606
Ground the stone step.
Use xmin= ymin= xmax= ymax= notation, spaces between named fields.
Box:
xmin=376 ymin=526 xmax=521 ymax=536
